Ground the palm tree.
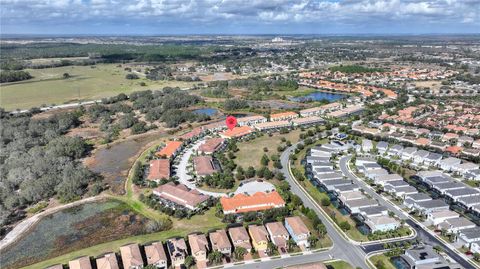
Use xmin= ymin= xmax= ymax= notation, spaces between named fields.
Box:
xmin=287 ymin=238 xmax=296 ymax=252
xmin=266 ymin=242 xmax=278 ymax=256
xmin=208 ymin=250 xmax=223 ymax=265
xmin=233 ymin=247 xmax=247 ymax=261
xmin=308 ymin=235 xmax=318 ymax=248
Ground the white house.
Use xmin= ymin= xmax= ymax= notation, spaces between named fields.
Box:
xmin=365 ymin=215 xmax=400 ymax=233
xmin=427 ymin=210 xmax=459 ymax=225
xmin=401 ymin=147 xmax=418 ymax=161
xmin=437 ymin=217 xmax=476 ymax=234
xmin=438 ymin=157 xmax=462 ymax=172
xmin=362 ymin=139 xmax=374 ymax=153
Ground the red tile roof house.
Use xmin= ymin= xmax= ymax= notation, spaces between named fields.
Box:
xmin=147 ymin=159 xmax=171 ymax=182
xmin=209 ymin=229 xmax=232 ymax=256
xmin=442 ymin=133 xmax=459 ymax=142
xmin=220 ymin=191 xmax=286 ymax=214
xmin=156 ymin=140 xmax=183 ymax=159
xmin=198 ymin=137 xmax=225 ymax=154
xmin=228 ymin=226 xmax=253 ymax=252
xmin=69 ymin=257 xmax=92 ymax=269
xmin=145 ymin=242 xmax=167 ymax=268
xmin=193 ymin=156 xmax=217 ymax=177
xmin=188 ymin=233 xmax=210 ymax=265
xmin=265 ymin=222 xmax=290 ymax=253
xmin=120 ymin=243 xmax=144 ymax=269
xmin=220 ymin=126 xmax=254 ymax=139
xmin=153 ymin=182 xmax=209 ymax=211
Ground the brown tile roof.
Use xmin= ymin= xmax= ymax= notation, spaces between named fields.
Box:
xmin=193 ymin=156 xmax=217 ymax=176
xmin=209 ymin=229 xmax=232 ymax=251
xmin=270 ymin=111 xmax=298 ymax=120
xmin=285 ymin=216 xmax=310 ymax=236
xmin=180 ymin=128 xmax=203 ymax=140
xmin=119 ymin=244 xmax=143 ymax=268
xmin=265 ymin=221 xmax=289 ymax=237
xmin=198 ymin=137 xmax=224 ymax=154
xmin=68 ymin=257 xmax=92 ymax=269
xmin=145 ymin=242 xmax=167 ymax=265
xmin=248 ymin=225 xmax=269 ymax=243
xmin=153 ymin=182 xmax=209 ymax=209
xmin=228 ymin=226 xmax=251 ymax=243
xmin=46 ymin=265 xmax=64 ymax=269
xmin=95 ymin=253 xmax=119 ymax=269
xmin=147 ymin=159 xmax=170 ymax=180
xmin=188 ymin=233 xmax=209 ymax=255
xmin=156 ymin=141 xmax=183 ymax=158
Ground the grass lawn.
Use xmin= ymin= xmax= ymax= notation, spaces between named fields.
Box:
xmin=21 ymin=208 xmax=225 ymax=269
xmin=0 ymin=64 xmax=196 ymax=110
xmin=235 ymin=130 xmax=303 ymax=169
xmin=324 ymin=260 xmax=354 ymax=269
xmin=369 ymin=254 xmax=397 ymax=269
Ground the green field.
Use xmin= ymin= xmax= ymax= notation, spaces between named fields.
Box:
xmin=369 ymin=254 xmax=397 ymax=269
xmin=0 ymin=64 xmax=196 ymax=110
xmin=324 ymin=260 xmax=354 ymax=269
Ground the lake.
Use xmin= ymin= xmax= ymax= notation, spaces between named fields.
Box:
xmin=193 ymin=108 xmax=219 ymax=116
xmin=291 ymin=91 xmax=346 ymax=102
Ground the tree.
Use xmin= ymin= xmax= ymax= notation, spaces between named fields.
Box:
xmin=233 ymin=247 xmax=247 ymax=261
xmin=63 ymin=72 xmax=70 ymax=79
xmin=266 ymin=241 xmax=278 ymax=256
xmin=245 ymin=166 xmax=256 ymax=178
xmin=126 ymin=73 xmax=139 ymax=79
xmin=473 ymin=253 xmax=480 ymax=262
xmin=307 ymin=235 xmax=318 ymax=248
xmin=184 ymin=255 xmax=195 ymax=268
xmin=316 ymin=223 xmax=327 ymax=239
xmin=339 ymin=221 xmax=351 ymax=231
xmin=208 ymin=250 xmax=223 ymax=265
xmin=287 ymin=238 xmax=296 ymax=252
xmin=261 ymin=154 xmax=270 ymax=166
xmin=321 ymin=197 xmax=331 ymax=206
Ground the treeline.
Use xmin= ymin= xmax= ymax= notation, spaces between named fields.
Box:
xmin=455 ymin=73 xmax=480 ymax=85
xmin=0 ymin=43 xmax=213 ymax=62
xmin=0 ymin=109 xmax=97 ymax=227
xmin=329 ymin=65 xmax=385 ymax=73
xmin=0 ymin=70 xmax=32 ymax=83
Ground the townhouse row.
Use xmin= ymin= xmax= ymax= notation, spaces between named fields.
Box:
xmin=48 ymin=216 xmax=312 ymax=269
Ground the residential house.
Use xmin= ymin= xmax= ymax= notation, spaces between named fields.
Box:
xmin=387 ymin=144 xmax=404 ymax=157
xmin=220 ymin=126 xmax=254 ymax=139
xmin=412 ymin=150 xmax=430 ymax=166
xmin=254 ymin=120 xmax=291 ymax=131
xmin=209 ymin=229 xmax=232 ymax=256
xmin=153 ymin=182 xmax=209 ymax=211
xmin=284 ymin=216 xmax=311 ymax=249
xmin=426 ymin=210 xmax=459 ymax=225
xmin=193 ymin=156 xmax=217 ymax=177
xmin=431 ymin=181 xmax=466 ymax=195
xmin=265 ymin=222 xmax=290 ymax=252
xmin=166 ymin=238 xmax=188 ymax=268
xmin=46 ymin=265 xmax=64 ymax=269
xmin=401 ymin=147 xmax=418 ymax=161
xmin=147 ymin=159 xmax=170 ymax=182
xmin=69 ymin=257 xmax=92 ymax=269
xmin=401 ymin=245 xmax=442 ymax=268
xmin=437 ymin=217 xmax=476 ymax=234
xmin=423 ymin=153 xmax=442 ymax=167
xmin=365 ymin=215 xmax=400 ymax=233
xmin=465 ymin=169 xmax=480 ymax=181
xmin=270 ymin=111 xmax=299 ymax=122
xmin=457 ymin=195 xmax=480 ymax=210
xmin=444 ymin=188 xmax=480 ymax=203
xmin=375 ymin=173 xmax=403 ymax=186
xmin=344 ymin=198 xmax=378 ymax=214
xmin=452 ymin=162 xmax=479 ymax=175
xmin=156 ymin=141 xmax=183 ymax=159
xmin=248 ymin=225 xmax=270 ymax=253
xmin=404 ymin=193 xmax=432 ymax=209
xmin=458 ymin=227 xmax=480 ymax=248
xmin=220 ymin=191 xmax=285 ymax=214
xmin=438 ymin=157 xmax=462 ymax=172
xmin=361 ymin=139 xmax=374 ymax=153
xmin=291 ymin=116 xmax=324 ymax=127
xmin=188 ymin=233 xmax=210 ymax=262
xmin=96 ymin=253 xmax=119 ymax=269
xmin=358 ymin=205 xmax=389 ymax=219
xmin=198 ymin=138 xmax=225 ymax=154
xmin=237 ymin=115 xmax=267 ymax=126
xmin=376 ymin=141 xmax=389 ymax=155
xmin=119 ymin=243 xmax=143 ymax=269
xmin=228 ymin=227 xmax=252 ymax=252
xmin=145 ymin=242 xmax=168 ymax=269
xmin=414 ymin=199 xmax=450 ymax=215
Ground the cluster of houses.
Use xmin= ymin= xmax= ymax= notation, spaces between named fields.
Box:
xmin=399 ymin=244 xmax=463 ymax=269
xmin=306 ymin=142 xmax=401 ymax=233
xmin=47 ymin=216 xmax=312 ymax=269
xmin=354 ymin=137 xmax=480 ymax=181
xmin=353 ymin=140 xmax=480 ymax=254
xmin=353 ymin=121 xmax=480 ymax=158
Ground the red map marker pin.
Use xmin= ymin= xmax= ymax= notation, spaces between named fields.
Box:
xmin=226 ymin=115 xmax=237 ymax=130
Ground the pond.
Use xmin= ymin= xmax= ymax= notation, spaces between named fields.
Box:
xmin=1 ymin=200 xmax=148 ymax=269
xmin=290 ymin=91 xmax=346 ymax=102
xmin=193 ymin=108 xmax=219 ymax=116
xmin=88 ymin=132 xmax=161 ymax=194
xmin=357 ymin=224 xmax=371 ymax=235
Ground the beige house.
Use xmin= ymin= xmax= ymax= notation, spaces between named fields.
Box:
xmin=265 ymin=222 xmax=290 ymax=251
xmin=119 ymin=244 xmax=144 ymax=269
xmin=188 ymin=233 xmax=210 ymax=261
xmin=228 ymin=226 xmax=252 ymax=252
xmin=145 ymin=242 xmax=168 ymax=269
xmin=166 ymin=238 xmax=188 ymax=268
xmin=68 ymin=257 xmax=92 ymax=269
xmin=96 ymin=253 xmax=119 ymax=269
xmin=209 ymin=229 xmax=232 ymax=255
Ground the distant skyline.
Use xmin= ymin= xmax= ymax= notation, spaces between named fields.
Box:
xmin=1 ymin=0 xmax=479 ymax=35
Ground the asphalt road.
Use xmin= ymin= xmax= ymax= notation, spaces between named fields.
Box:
xmin=279 ymin=145 xmax=370 ymax=268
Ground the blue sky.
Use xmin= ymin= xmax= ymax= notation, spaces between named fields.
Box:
xmin=1 ymin=0 xmax=479 ymax=35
